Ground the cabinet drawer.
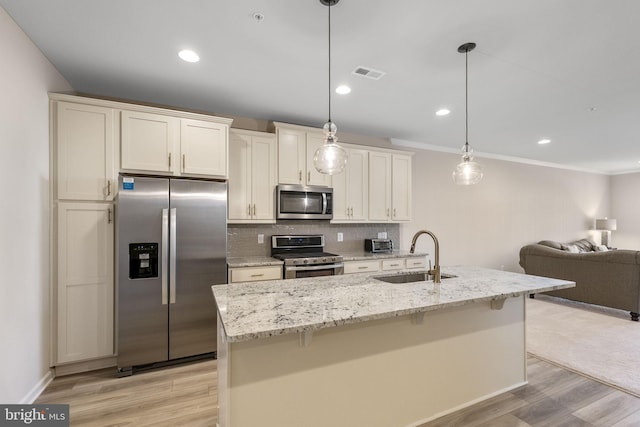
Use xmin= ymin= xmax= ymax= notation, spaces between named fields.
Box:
xmin=344 ymin=260 xmax=380 ymax=274
xmin=229 ymin=266 xmax=282 ymax=283
xmin=405 ymin=257 xmax=427 ymax=269
xmin=381 ymin=259 xmax=404 ymax=271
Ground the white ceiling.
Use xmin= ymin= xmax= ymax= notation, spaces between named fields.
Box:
xmin=3 ymin=0 xmax=640 ymax=174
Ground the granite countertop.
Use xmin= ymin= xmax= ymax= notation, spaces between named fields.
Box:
xmin=227 ymin=256 xmax=283 ymax=268
xmin=212 ymin=265 xmax=574 ymax=343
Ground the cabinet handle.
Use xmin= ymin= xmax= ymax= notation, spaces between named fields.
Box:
xmin=107 ymin=208 xmax=112 ymax=224
xmin=350 ymin=207 xmax=353 ymax=217
xmin=386 ymin=208 xmax=390 ymax=218
xmin=389 ymin=263 xmax=400 ymax=267
xmin=307 ymin=171 xmax=311 ymax=183
xmin=106 ymin=180 xmax=111 ymax=196
xmin=250 ymin=273 xmax=264 ymax=278
xmin=182 ymin=154 xmax=186 ymax=171
xmin=393 ymin=208 xmax=397 ymax=218
xmin=248 ymin=204 xmax=251 ymax=216
xmin=299 ymin=170 xmax=302 ymax=182
xmin=358 ymin=266 xmax=368 ymax=270
xmin=168 ymin=153 xmax=172 ymax=168
xmin=253 ymin=204 xmax=257 ymax=216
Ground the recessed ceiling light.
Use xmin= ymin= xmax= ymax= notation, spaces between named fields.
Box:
xmin=435 ymin=109 xmax=450 ymax=116
xmin=252 ymin=12 xmax=265 ymax=22
xmin=178 ymin=50 xmax=200 ymax=63
xmin=336 ymin=85 xmax=351 ymax=95
xmin=538 ymin=139 xmax=551 ymax=145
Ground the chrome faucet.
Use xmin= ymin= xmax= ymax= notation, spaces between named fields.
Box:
xmin=409 ymin=230 xmax=441 ymax=283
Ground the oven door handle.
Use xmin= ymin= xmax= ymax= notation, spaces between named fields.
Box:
xmin=285 ymin=263 xmax=344 ymax=272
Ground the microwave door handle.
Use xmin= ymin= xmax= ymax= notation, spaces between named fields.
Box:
xmin=322 ymin=193 xmax=327 ymax=214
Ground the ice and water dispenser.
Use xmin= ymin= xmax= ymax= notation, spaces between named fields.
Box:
xmin=128 ymin=243 xmax=159 ymax=279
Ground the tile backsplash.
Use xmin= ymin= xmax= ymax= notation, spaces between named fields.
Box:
xmin=228 ymin=222 xmax=400 ymax=257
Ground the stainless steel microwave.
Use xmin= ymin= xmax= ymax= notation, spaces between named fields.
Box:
xmin=276 ymin=184 xmax=333 ymax=220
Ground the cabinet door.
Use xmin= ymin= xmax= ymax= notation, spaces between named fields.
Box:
xmin=305 ymin=133 xmax=331 ymax=186
xmin=57 ymin=102 xmax=115 ymax=201
xmin=277 ymin=128 xmax=305 ymax=184
xmin=392 ymin=154 xmax=412 ymax=221
xmin=120 ymin=110 xmax=178 ymax=173
xmin=331 ymin=161 xmax=349 ymax=221
xmin=181 ymin=119 xmax=228 ymax=177
xmin=228 ymin=132 xmax=252 ymax=220
xmin=251 ymin=135 xmax=277 ymax=221
xmin=57 ymin=202 xmax=114 ymax=363
xmin=368 ymin=152 xmax=391 ymax=221
xmin=347 ymin=149 xmax=369 ymax=221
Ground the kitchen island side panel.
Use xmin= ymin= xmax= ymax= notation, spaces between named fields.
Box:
xmin=219 ymin=296 xmax=526 ymax=427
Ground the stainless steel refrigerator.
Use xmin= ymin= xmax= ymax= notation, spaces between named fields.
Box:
xmin=115 ymin=174 xmax=227 ymax=376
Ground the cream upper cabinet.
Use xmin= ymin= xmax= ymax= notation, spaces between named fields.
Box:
xmin=368 ymin=152 xmax=412 ymax=223
xmin=120 ymin=110 xmax=179 ymax=174
xmin=305 ymin=132 xmax=332 ymax=186
xmin=368 ymin=152 xmax=393 ymax=222
xmin=276 ymin=124 xmax=330 ymax=186
xmin=57 ymin=202 xmax=114 ymax=364
xmin=228 ymin=129 xmax=277 ymax=223
xmin=180 ymin=119 xmax=228 ymax=177
xmin=56 ymin=102 xmax=116 ymax=201
xmin=121 ymin=111 xmax=229 ymax=178
xmin=332 ymin=147 xmax=369 ymax=221
xmin=391 ymin=154 xmax=412 ymax=221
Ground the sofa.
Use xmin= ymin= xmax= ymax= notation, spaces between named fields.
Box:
xmin=519 ymin=238 xmax=640 ymax=321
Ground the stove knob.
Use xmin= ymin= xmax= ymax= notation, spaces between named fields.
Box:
xmin=304 ymin=259 xmax=309 ymax=264
xmin=293 ymin=260 xmax=298 ymax=265
xmin=322 ymin=257 xmax=327 ymax=262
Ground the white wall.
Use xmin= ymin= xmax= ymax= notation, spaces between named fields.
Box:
xmin=611 ymin=172 xmax=640 ymax=250
xmin=0 ymin=7 xmax=72 ymax=403
xmin=400 ymin=149 xmax=610 ymax=272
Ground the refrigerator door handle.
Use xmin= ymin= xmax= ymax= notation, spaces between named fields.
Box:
xmin=170 ymin=208 xmax=177 ymax=304
xmin=161 ymin=208 xmax=169 ymax=305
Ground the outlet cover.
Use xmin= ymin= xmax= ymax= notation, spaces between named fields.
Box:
xmin=258 ymin=234 xmax=264 ymax=244
xmin=337 ymin=232 xmax=343 ymax=242
xmin=378 ymin=232 xmax=388 ymax=239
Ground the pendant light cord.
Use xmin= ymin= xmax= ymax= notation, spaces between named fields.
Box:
xmin=328 ymin=1 xmax=332 ymax=123
xmin=465 ymin=48 xmax=469 ymax=151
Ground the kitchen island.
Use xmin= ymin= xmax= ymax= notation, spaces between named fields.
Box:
xmin=212 ymin=266 xmax=573 ymax=427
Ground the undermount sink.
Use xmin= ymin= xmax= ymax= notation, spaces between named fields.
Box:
xmin=374 ymin=272 xmax=458 ymax=284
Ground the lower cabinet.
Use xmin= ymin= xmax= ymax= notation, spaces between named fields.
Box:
xmin=228 ymin=266 xmax=283 ymax=283
xmin=57 ymin=202 xmax=114 ymax=364
xmin=343 ymin=256 xmax=427 ymax=274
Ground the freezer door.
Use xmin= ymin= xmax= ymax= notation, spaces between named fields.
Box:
xmin=169 ymin=179 xmax=227 ymax=359
xmin=116 ymin=176 xmax=170 ymax=369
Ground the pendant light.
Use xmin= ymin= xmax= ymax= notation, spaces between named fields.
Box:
xmin=452 ymin=42 xmax=483 ymax=185
xmin=314 ymin=0 xmax=347 ymax=175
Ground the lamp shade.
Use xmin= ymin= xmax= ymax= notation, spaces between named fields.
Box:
xmin=595 ymin=218 xmax=617 ymax=231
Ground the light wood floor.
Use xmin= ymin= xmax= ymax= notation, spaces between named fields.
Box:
xmin=36 ymin=355 xmax=640 ymax=426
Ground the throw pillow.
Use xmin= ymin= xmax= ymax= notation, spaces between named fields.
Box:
xmin=566 ymin=244 xmax=580 ymax=253
xmin=595 ymin=245 xmax=609 ymax=252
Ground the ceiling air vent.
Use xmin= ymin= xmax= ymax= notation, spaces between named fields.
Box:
xmin=352 ymin=66 xmax=386 ymax=80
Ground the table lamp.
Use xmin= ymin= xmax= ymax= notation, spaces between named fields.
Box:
xmin=595 ymin=218 xmax=617 ymax=247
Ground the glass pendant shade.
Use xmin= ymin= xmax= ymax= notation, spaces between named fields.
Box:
xmin=453 ymin=143 xmax=483 ymax=185
xmin=314 ymin=120 xmax=347 ymax=174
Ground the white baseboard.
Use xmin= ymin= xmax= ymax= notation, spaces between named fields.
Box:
xmin=21 ymin=369 xmax=55 ymax=404
xmin=54 ymin=356 xmax=117 ymax=377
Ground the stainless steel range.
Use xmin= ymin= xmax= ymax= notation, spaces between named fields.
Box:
xmin=271 ymin=235 xmax=344 ymax=279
